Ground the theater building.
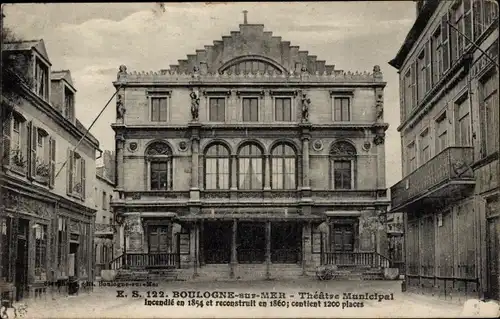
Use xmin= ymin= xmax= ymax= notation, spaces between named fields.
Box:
xmin=389 ymin=0 xmax=498 ymax=301
xmin=1 ymin=40 xmax=99 ymax=301
xmin=111 ymin=16 xmax=390 ymax=280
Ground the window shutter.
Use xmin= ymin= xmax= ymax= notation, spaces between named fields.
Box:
xmin=49 ymin=137 xmax=56 ymax=188
xmin=67 ymin=148 xmax=73 ymax=195
xmin=81 ymin=157 xmax=86 ymax=200
xmin=441 ymin=14 xmax=450 ymax=72
xmin=425 ymin=41 xmax=432 ymax=92
xmin=3 ymin=117 xmax=11 ymax=168
xmin=472 ymin=0 xmax=482 ymax=41
xmin=26 ymin=121 xmax=34 ymax=179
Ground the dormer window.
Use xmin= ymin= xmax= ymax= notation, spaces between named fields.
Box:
xmin=64 ymin=86 xmax=74 ymax=121
xmin=34 ymin=57 xmax=49 ymax=100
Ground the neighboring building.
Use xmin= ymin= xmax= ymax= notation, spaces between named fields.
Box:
xmin=93 ymin=150 xmax=118 ymax=278
xmin=389 ymin=0 xmax=499 ymax=301
xmin=385 ymin=212 xmax=404 ymax=274
xmin=1 ymin=39 xmax=100 ymax=302
xmin=111 ymin=16 xmax=390 ymax=280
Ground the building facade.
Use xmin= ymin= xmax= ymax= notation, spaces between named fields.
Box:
xmin=389 ymin=0 xmax=499 ymax=301
xmin=93 ymin=150 xmax=118 ymax=279
xmin=1 ymin=40 xmax=100 ymax=302
xmin=111 ymin=19 xmax=390 ymax=280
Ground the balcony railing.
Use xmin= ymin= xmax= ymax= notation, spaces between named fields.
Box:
xmin=391 ymin=147 xmax=475 ymax=211
xmin=322 ymin=252 xmax=391 ymax=268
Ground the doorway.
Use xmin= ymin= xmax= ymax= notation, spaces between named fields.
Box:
xmin=237 ymin=222 xmax=266 ymax=264
xmin=203 ymin=222 xmax=231 ymax=264
xmin=148 ymin=225 xmax=169 ymax=253
xmin=271 ymin=222 xmax=302 ymax=263
xmin=15 ymin=219 xmax=29 ymax=301
xmin=331 ymin=223 xmax=355 ymax=265
xmin=486 ymin=216 xmax=499 ymax=300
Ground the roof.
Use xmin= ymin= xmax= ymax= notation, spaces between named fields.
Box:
xmin=388 ymin=0 xmax=440 ymax=70
xmin=4 ymin=39 xmax=51 ymax=66
xmin=164 ymin=22 xmax=340 ymax=75
xmin=51 ymin=70 xmax=76 ymax=89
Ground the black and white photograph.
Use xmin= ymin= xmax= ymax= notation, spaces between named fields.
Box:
xmin=0 ymin=1 xmax=499 ymax=318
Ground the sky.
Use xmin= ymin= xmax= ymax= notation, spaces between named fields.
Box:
xmin=4 ymin=2 xmax=416 ymax=188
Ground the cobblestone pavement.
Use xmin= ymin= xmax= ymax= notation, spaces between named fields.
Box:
xmin=12 ymin=279 xmax=466 ymax=318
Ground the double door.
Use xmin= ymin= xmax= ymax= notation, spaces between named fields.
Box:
xmin=148 ymin=226 xmax=169 ymax=253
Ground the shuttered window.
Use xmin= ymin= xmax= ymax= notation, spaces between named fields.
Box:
xmin=150 ymin=97 xmax=168 ymax=122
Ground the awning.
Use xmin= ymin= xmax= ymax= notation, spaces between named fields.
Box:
xmin=177 ymin=213 xmax=324 ymax=221
xmin=121 ymin=212 xmax=177 ymax=218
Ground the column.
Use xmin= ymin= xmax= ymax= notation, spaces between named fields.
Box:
xmin=301 ymin=135 xmax=310 ymax=189
xmin=264 ymin=155 xmax=271 ymax=190
xmin=116 ymin=135 xmax=125 ymax=199
xmin=265 ymin=221 xmax=271 ymax=280
xmin=302 ymin=222 xmax=309 ymax=275
xmin=230 ymin=219 xmax=237 ymax=278
xmin=192 ymin=223 xmax=199 ymax=277
xmin=230 ymin=155 xmax=238 ymax=190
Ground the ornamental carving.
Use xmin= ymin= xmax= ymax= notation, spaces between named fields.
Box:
xmin=145 ymin=142 xmax=172 ymax=156
xmin=17 ymin=197 xmax=53 ymax=219
xmin=330 ymin=141 xmax=356 ymax=156
xmin=312 ymin=140 xmax=323 ymax=152
xmin=69 ymin=220 xmax=80 ymax=233
xmin=178 ymin=141 xmax=188 ymax=152
xmin=190 ymin=90 xmax=200 ymax=121
xmin=128 ymin=142 xmax=138 ymax=153
xmin=301 ymin=93 xmax=310 ymax=122
xmin=373 ymin=134 xmax=385 ymax=145
xmin=452 ymin=161 xmax=472 ymax=177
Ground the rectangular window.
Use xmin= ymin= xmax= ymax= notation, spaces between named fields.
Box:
xmin=436 ymin=113 xmax=448 ymax=154
xmin=150 ymin=161 xmax=172 ymax=190
xmin=442 ymin=14 xmax=450 ymax=72
xmin=242 ymin=97 xmax=259 ymax=122
xmin=34 ymin=58 xmax=48 ymax=100
xmin=333 ymin=97 xmax=351 ymax=121
xmin=480 ymin=72 xmax=499 ymax=157
xmin=109 ymin=194 xmax=113 ymax=210
xmin=407 ymin=142 xmax=417 ymax=175
xmin=404 ymin=68 xmax=412 ymax=115
xmin=64 ymin=88 xmax=74 ymax=121
xmin=209 ymin=97 xmax=226 ymax=122
xmin=34 ymin=224 xmax=47 ymax=281
xmin=274 ymin=97 xmax=292 ymax=122
xmin=333 ymin=160 xmax=352 ymax=190
xmin=456 ymin=97 xmax=471 ymax=146
xmin=150 ymin=97 xmax=168 ymax=122
xmin=68 ymin=151 xmax=86 ymax=199
xmin=410 ymin=62 xmax=417 ymax=109
xmin=102 ymin=191 xmax=107 ymax=210
xmin=432 ymin=27 xmax=443 ymax=85
xmin=419 ymin=129 xmax=431 ymax=165
xmin=417 ymin=50 xmax=426 ymax=102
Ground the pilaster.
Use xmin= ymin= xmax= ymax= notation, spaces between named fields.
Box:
xmin=189 ymin=124 xmax=201 ymax=204
xmin=116 ymin=134 xmax=125 ymax=199
xmin=230 ymin=155 xmax=238 ymax=200
xmin=265 ymin=221 xmax=271 ymax=280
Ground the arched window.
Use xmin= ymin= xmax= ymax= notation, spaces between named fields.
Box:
xmin=330 ymin=141 xmax=356 ymax=190
xmin=270 ymin=143 xmax=297 ymax=190
xmin=238 ymin=144 xmax=264 ymax=190
xmin=219 ymin=56 xmax=285 ymax=75
xmin=204 ymin=144 xmax=230 ymax=190
xmin=145 ymin=141 xmax=173 ymax=190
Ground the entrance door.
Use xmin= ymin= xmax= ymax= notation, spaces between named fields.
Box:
xmin=486 ymin=217 xmax=499 ymax=300
xmin=149 ymin=226 xmax=169 ymax=253
xmin=203 ymin=222 xmax=231 ymax=264
xmin=332 ymin=224 xmax=355 ymax=265
xmin=237 ymin=222 xmax=266 ymax=264
xmin=15 ymin=219 xmax=29 ymax=301
xmin=271 ymin=222 xmax=302 ymax=263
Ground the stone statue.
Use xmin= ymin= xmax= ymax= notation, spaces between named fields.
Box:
xmin=301 ymin=93 xmax=310 ymax=122
xmin=116 ymin=93 xmax=126 ymax=119
xmin=190 ymin=91 xmax=200 ymax=121
xmin=117 ymin=65 xmax=127 ymax=81
xmin=375 ymin=89 xmax=384 ymax=120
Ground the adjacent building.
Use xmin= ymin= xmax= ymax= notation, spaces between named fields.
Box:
xmin=93 ymin=150 xmax=118 ymax=279
xmin=389 ymin=0 xmax=499 ymax=301
xmin=1 ymin=39 xmax=100 ymax=302
xmin=111 ymin=17 xmax=391 ymax=280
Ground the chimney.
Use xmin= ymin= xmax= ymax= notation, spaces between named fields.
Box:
xmin=243 ymin=10 xmax=248 ymax=24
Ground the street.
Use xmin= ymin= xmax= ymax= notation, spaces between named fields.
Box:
xmin=13 ymin=279 xmax=466 ymax=318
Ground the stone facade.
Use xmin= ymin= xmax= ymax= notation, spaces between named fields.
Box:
xmin=389 ymin=0 xmax=499 ymax=301
xmin=112 ymin=21 xmax=390 ymax=279
xmin=1 ymin=40 xmax=99 ymax=302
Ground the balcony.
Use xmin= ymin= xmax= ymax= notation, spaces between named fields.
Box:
xmin=391 ymin=147 xmax=475 ymax=211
